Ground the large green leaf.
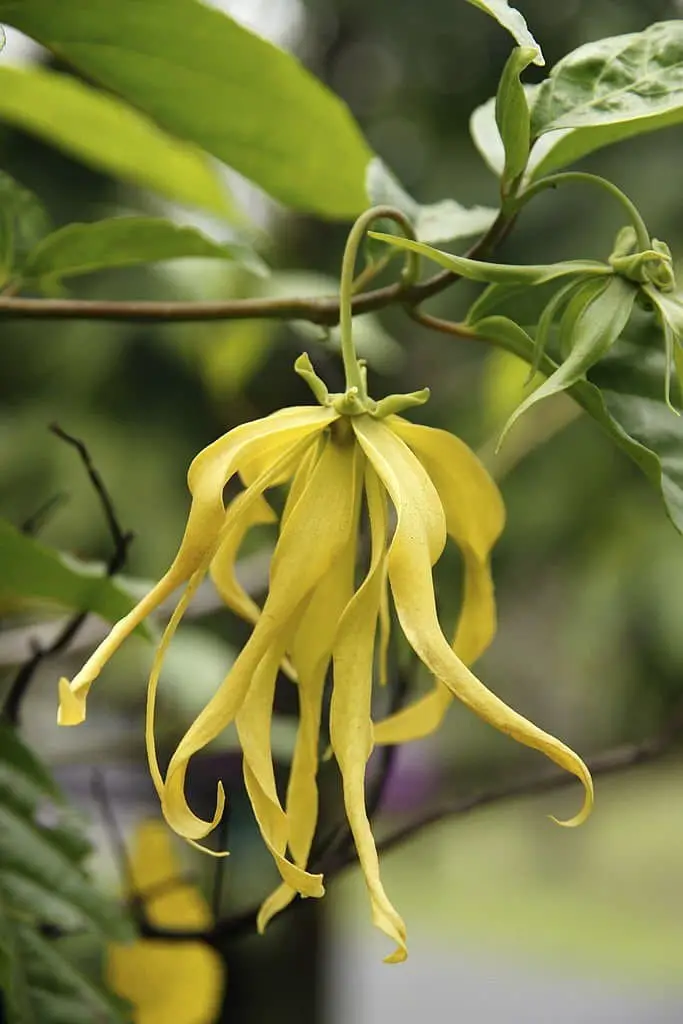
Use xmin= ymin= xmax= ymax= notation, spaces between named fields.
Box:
xmin=0 ymin=518 xmax=143 ymax=625
xmin=464 ymin=0 xmax=543 ymax=64
xmin=0 ymin=0 xmax=373 ymax=219
xmin=22 ymin=217 xmax=267 ymax=285
xmin=529 ymin=22 xmax=683 ymax=179
xmin=0 ymin=724 xmax=131 ymax=1023
xmin=0 ymin=66 xmax=230 ymax=215
xmin=365 ymin=158 xmax=498 ymax=243
xmin=472 ymin=315 xmax=683 ymax=532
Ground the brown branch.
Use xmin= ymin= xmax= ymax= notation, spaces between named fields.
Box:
xmin=0 ymin=212 xmax=511 ymax=325
xmin=372 ymin=719 xmax=683 ymax=860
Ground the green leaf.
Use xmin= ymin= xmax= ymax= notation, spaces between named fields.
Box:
xmin=365 ymin=158 xmax=498 ymax=243
xmin=464 ymin=0 xmax=544 ymax=64
xmin=529 ymin=22 xmax=683 ymax=179
xmin=497 ymin=276 xmax=637 ymax=444
xmin=0 ymin=724 xmax=131 ymax=1024
xmin=23 ymin=217 xmax=267 ymax=285
xmin=0 ymin=65 xmax=231 ymax=216
xmin=0 ymin=518 xmax=144 ymax=626
xmin=496 ymin=47 xmax=537 ymax=190
xmin=0 ymin=171 xmax=50 ymax=286
xmin=466 ymin=279 xmax=558 ymax=326
xmin=470 ymin=84 xmax=541 ymax=179
xmin=643 ymin=286 xmax=683 ymax=411
xmin=473 ymin=315 xmax=683 ymax=533
xmin=0 ymin=0 xmax=373 ymax=219
xmin=368 ymin=231 xmax=611 ymax=285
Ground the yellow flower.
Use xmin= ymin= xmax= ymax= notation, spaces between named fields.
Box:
xmin=107 ymin=820 xmax=224 ymax=1024
xmin=58 ymin=361 xmax=593 ymax=964
xmin=59 ymin=208 xmax=593 ymax=963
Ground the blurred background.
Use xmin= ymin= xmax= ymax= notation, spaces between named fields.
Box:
xmin=2 ymin=0 xmax=683 ymax=1021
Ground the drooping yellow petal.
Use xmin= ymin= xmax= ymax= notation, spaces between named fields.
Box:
xmin=209 ymin=494 xmax=275 ymax=626
xmin=330 ymin=466 xmax=407 ymax=963
xmin=354 ymin=415 xmax=593 ymax=827
xmin=210 ymin=439 xmax=320 ymax=630
xmin=377 ymin=565 xmax=391 ymax=687
xmin=161 ymin=429 xmax=360 ymax=843
xmin=238 ymin=639 xmax=324 ymax=897
xmin=106 ymin=821 xmax=224 ymax=1024
xmin=144 ymin=432 xmax=321 ymax=851
xmin=58 ymin=405 xmax=336 ymax=726
xmin=373 ymin=417 xmax=505 ymax=745
xmin=257 ymin=490 xmax=360 ymax=932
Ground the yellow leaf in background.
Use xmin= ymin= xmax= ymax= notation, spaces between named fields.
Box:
xmin=107 ymin=821 xmax=225 ymax=1024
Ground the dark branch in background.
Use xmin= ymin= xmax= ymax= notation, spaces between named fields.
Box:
xmin=2 ymin=426 xmax=133 ymax=726
xmin=132 ymin=704 xmax=683 ymax=946
xmin=0 ymin=211 xmax=512 ymax=325
xmin=307 ymin=657 xmax=410 ymax=872
xmin=211 ymin=804 xmax=232 ymax=921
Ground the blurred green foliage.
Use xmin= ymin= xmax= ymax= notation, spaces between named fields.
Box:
xmin=2 ymin=0 xmax=683 ymax=1017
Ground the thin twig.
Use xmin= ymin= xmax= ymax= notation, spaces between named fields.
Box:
xmin=2 ymin=427 xmax=133 ymax=725
xmin=365 ymin=667 xmax=411 ymax=822
xmin=0 ymin=211 xmax=511 ymax=325
xmin=48 ymin=424 xmax=129 ymax=551
xmin=20 ymin=492 xmax=69 ymax=536
xmin=211 ymin=806 xmax=232 ymax=921
xmin=91 ymin=769 xmax=136 ymax=895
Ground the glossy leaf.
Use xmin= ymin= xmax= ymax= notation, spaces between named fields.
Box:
xmin=496 ymin=47 xmax=537 ymax=189
xmin=0 ymin=66 xmax=231 ymax=215
xmin=0 ymin=518 xmax=144 ymax=626
xmin=368 ymin=231 xmax=611 ymax=285
xmin=464 ymin=0 xmax=543 ymax=64
xmin=0 ymin=724 xmax=131 ymax=1024
xmin=529 ymin=22 xmax=683 ymax=178
xmin=366 ymin=158 xmax=498 ymax=243
xmin=0 ymin=0 xmax=373 ymax=219
xmin=472 ymin=315 xmax=683 ymax=533
xmin=23 ymin=217 xmax=267 ymax=285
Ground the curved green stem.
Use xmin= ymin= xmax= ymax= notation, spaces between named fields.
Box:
xmin=339 ymin=206 xmax=417 ymax=395
xmin=516 ymin=172 xmax=650 ymax=251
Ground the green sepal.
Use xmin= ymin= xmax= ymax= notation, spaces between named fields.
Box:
xmin=294 ymin=352 xmax=330 ymax=406
xmin=528 ymin=277 xmax=583 ymax=379
xmin=372 ymin=388 xmax=431 ymax=419
xmin=495 ymin=275 xmax=637 ymax=447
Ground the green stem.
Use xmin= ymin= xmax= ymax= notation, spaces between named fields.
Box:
xmin=339 ymin=206 xmax=417 ymax=395
xmin=515 ymin=172 xmax=651 ymax=251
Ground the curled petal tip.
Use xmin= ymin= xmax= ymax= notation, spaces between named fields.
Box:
xmin=57 ymin=677 xmax=86 ymax=726
xmin=549 ymin=771 xmax=594 ymax=829
xmin=383 ymin=945 xmax=408 ymax=965
xmin=187 ymin=839 xmax=231 ymax=858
